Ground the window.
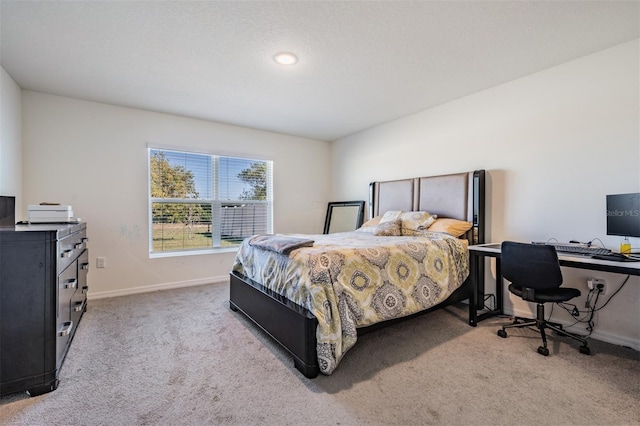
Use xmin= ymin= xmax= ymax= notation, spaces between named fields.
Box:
xmin=149 ymin=148 xmax=273 ymax=256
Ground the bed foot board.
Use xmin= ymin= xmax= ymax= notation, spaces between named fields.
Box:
xmin=229 ymin=272 xmax=320 ymax=379
xmin=229 ymin=271 xmax=476 ymax=378
xmin=293 ymin=360 xmax=320 ymax=379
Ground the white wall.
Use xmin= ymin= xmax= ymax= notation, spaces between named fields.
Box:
xmin=21 ymin=92 xmax=331 ymax=297
xmin=0 ymin=66 xmax=22 ymax=218
xmin=331 ymin=40 xmax=640 ymax=349
xmin=14 ymin=39 xmax=640 ymax=347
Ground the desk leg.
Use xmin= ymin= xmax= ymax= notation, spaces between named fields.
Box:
xmin=469 ymin=252 xmax=486 ymax=326
xmin=473 ymin=253 xmax=503 ymax=322
xmin=468 ymin=253 xmax=479 ymax=326
xmin=475 ymin=253 xmax=485 ymax=311
xmin=495 ymin=258 xmax=503 ymax=315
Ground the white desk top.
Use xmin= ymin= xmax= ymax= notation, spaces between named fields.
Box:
xmin=469 ymin=242 xmax=640 ymax=276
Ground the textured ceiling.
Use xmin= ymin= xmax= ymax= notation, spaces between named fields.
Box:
xmin=1 ymin=1 xmax=638 ymax=141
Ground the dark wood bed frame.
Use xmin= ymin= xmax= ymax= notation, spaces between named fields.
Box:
xmin=229 ymin=169 xmax=486 ymax=378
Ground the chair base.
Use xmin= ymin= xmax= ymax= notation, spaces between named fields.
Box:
xmin=497 ymin=303 xmax=590 ymax=356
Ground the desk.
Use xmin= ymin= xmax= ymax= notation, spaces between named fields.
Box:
xmin=468 ymin=243 xmax=640 ymax=321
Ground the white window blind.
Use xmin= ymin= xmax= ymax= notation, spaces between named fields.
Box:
xmin=149 ymin=148 xmax=273 ymax=255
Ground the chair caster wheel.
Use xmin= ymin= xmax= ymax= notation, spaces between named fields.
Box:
xmin=537 ymin=346 xmax=549 ymax=356
xmin=497 ymin=329 xmax=507 ymax=338
xmin=579 ymin=346 xmax=591 ymax=355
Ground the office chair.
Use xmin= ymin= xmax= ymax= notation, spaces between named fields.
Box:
xmin=497 ymin=241 xmax=590 ymax=356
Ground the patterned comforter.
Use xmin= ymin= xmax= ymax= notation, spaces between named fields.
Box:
xmin=232 ymin=231 xmax=469 ymax=375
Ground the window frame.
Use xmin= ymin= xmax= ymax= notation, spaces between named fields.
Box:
xmin=148 ymin=146 xmax=273 ymax=257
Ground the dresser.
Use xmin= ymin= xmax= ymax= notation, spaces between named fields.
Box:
xmin=0 ymin=222 xmax=88 ymax=396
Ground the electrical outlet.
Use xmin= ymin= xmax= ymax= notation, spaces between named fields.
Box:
xmin=96 ymin=257 xmax=106 ymax=268
xmin=596 ymin=280 xmax=606 ymax=296
xmin=588 ymin=278 xmax=606 ymax=295
xmin=587 ymin=278 xmax=605 ymax=293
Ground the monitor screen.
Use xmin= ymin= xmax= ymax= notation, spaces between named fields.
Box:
xmin=606 ymin=193 xmax=640 ymax=238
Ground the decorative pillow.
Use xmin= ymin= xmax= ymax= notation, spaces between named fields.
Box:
xmin=373 ymin=211 xmax=403 ymax=236
xmin=356 ymin=215 xmax=382 ymax=233
xmin=380 ymin=210 xmax=403 ymax=222
xmin=373 ymin=219 xmax=402 ymax=236
xmin=400 ymin=228 xmax=430 ymax=237
xmin=427 ymin=218 xmax=473 ymax=237
xmin=399 ymin=211 xmax=437 ymax=236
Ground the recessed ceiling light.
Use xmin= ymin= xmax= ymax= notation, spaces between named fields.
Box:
xmin=273 ymin=52 xmax=298 ymax=66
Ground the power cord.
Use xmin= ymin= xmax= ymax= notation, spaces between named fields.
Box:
xmin=567 ymin=237 xmax=607 ymax=249
xmin=555 ymin=290 xmax=599 ymax=337
xmin=591 ymin=274 xmax=630 ymax=311
xmin=554 ymin=274 xmax=630 ymax=337
xmin=586 ymin=238 xmax=607 ymax=249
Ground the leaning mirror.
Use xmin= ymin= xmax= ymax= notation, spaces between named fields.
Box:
xmin=323 ymin=201 xmax=365 ymax=234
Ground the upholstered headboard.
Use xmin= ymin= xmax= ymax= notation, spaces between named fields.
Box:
xmin=369 ymin=170 xmax=485 ymax=245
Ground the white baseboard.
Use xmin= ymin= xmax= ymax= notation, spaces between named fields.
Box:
xmin=87 ymin=275 xmax=229 ymax=300
xmin=588 ymin=329 xmax=640 ymax=351
xmin=509 ymin=307 xmax=640 ymax=352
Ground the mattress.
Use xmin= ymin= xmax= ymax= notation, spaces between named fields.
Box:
xmin=232 ymin=230 xmax=469 ymax=374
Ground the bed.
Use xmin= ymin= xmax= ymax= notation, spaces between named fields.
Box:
xmin=229 ymin=169 xmax=486 ymax=378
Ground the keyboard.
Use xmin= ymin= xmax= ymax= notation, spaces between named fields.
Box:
xmin=533 ymin=242 xmax=611 ymax=256
xmin=591 ymin=253 xmax=639 ymax=262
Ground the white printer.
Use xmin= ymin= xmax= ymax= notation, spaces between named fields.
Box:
xmin=27 ymin=204 xmax=74 ymax=223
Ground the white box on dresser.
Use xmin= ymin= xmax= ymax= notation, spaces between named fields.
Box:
xmin=27 ymin=204 xmax=74 ymax=223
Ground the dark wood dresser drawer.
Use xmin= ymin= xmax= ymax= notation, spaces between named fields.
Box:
xmin=0 ymin=222 xmax=88 ymax=397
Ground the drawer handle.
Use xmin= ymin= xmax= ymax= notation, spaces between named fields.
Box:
xmin=61 ymin=250 xmax=73 ymax=258
xmin=74 ymin=242 xmax=83 ymax=250
xmin=58 ymin=321 xmax=73 ymax=337
xmin=82 ymin=237 xmax=89 ymax=244
xmin=82 ymin=286 xmax=89 ymax=294
xmin=73 ymin=301 xmax=86 ymax=312
xmin=81 ymin=263 xmax=89 ymax=270
xmin=63 ymin=278 xmax=77 ymax=289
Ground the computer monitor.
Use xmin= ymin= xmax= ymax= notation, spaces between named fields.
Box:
xmin=606 ymin=193 xmax=640 ymax=238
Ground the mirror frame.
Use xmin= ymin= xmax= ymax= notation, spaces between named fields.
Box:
xmin=323 ymin=200 xmax=366 ymax=234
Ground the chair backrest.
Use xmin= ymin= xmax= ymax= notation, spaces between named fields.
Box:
xmin=501 ymin=241 xmax=563 ymax=290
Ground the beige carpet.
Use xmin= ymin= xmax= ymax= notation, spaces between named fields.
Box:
xmin=1 ymin=282 xmax=638 ymax=425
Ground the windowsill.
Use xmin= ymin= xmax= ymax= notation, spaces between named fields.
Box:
xmin=150 ymin=246 xmax=239 ymax=259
